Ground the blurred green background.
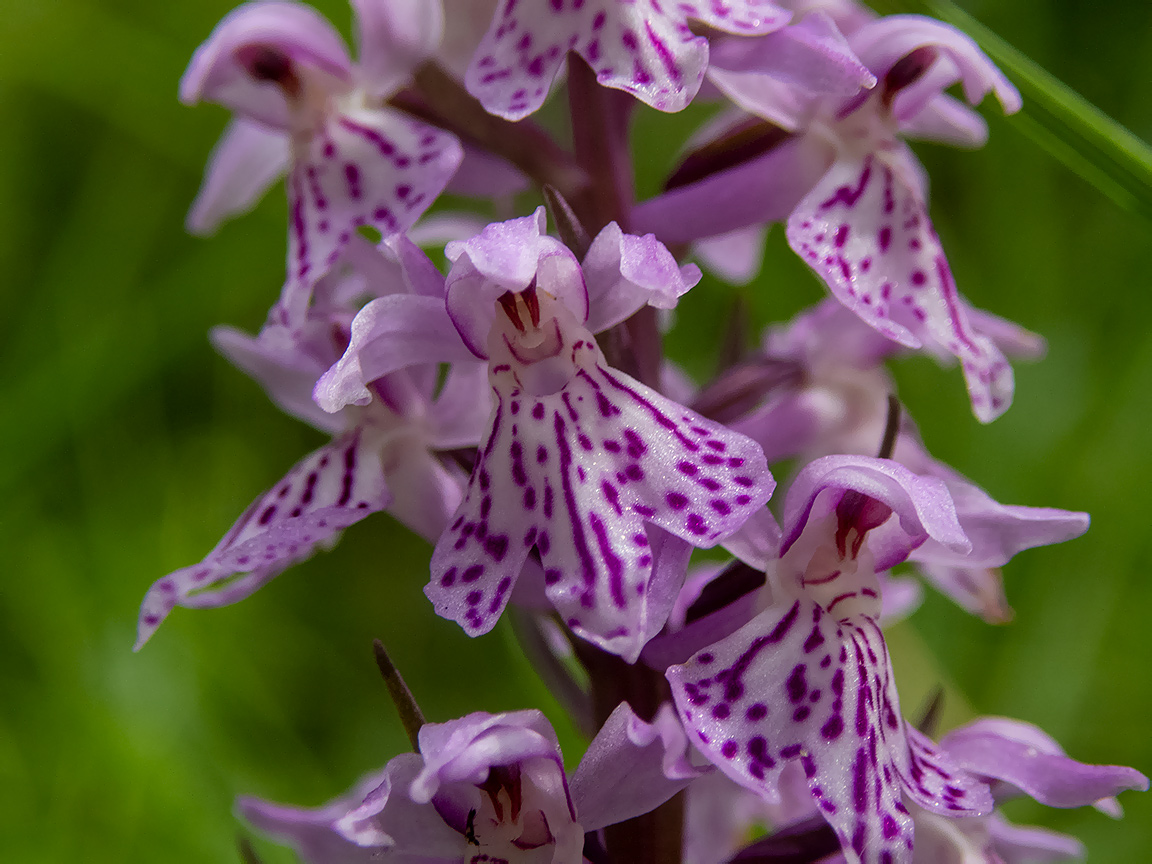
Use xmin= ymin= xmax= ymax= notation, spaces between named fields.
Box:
xmin=1 ymin=0 xmax=1150 ymax=860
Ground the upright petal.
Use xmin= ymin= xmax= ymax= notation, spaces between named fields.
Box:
xmin=582 ymin=222 xmax=701 ymax=333
xmin=445 ymin=207 xmax=587 ymax=357
xmin=780 ymin=455 xmax=970 ymax=572
xmin=135 ymin=431 xmax=389 ymax=648
xmin=849 ymin=15 xmax=1020 ymax=117
xmin=786 ymin=151 xmax=1015 ymax=421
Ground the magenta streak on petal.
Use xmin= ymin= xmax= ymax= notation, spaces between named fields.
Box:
xmin=721 ymin=601 xmax=801 ymax=701
xmin=289 ymin=172 xmax=309 ymax=281
xmin=593 ymin=368 xmax=700 ymax=452
xmin=934 ymin=254 xmax=978 ymax=353
xmin=821 ymin=155 xmax=873 ymax=209
xmin=554 ymin=410 xmax=597 ymax=592
xmin=645 ymin=20 xmax=683 ymax=85
xmin=337 ymin=116 xmax=396 ymax=159
xmin=589 ymin=512 xmax=628 ymax=608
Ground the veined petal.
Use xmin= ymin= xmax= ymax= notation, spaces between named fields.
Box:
xmin=669 ymin=602 xmax=990 ymax=864
xmin=427 ymin=340 xmax=772 ymax=661
xmin=186 ymin=118 xmax=291 ymax=235
xmin=283 ymin=108 xmax=461 ymax=319
xmin=180 ymin=1 xmax=353 ymax=129
xmin=351 ymin=0 xmax=444 ymax=98
xmin=572 ymin=702 xmax=707 ymax=831
xmin=582 ymin=222 xmax=701 ymax=333
xmin=134 ymin=431 xmax=389 ymax=649
xmin=410 ymin=709 xmax=565 ymax=800
xmin=786 ymin=151 xmax=1015 ymax=421
xmin=466 ymin=0 xmax=790 ymax=120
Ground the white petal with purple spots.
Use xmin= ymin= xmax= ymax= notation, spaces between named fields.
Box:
xmin=283 ymin=107 xmax=462 ymax=323
xmin=786 ymin=151 xmax=1014 ymax=422
xmin=135 ymin=430 xmax=389 ymax=648
xmin=427 ymin=309 xmax=772 ymax=661
xmin=668 ymin=599 xmax=991 ymax=864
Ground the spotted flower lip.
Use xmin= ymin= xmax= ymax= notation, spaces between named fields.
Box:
xmin=181 ymin=0 xmax=462 ymax=324
xmin=464 ymin=0 xmax=793 ymax=121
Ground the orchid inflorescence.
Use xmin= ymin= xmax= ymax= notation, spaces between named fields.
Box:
xmin=136 ymin=1 xmax=1147 ymax=862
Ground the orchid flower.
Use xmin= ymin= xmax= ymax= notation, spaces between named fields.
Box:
xmin=314 ymin=209 xmax=775 ymax=660
xmin=711 ymin=299 xmax=1085 ymax=623
xmin=667 ymin=455 xmax=996 ymax=864
xmin=135 ymin=237 xmax=488 ymax=649
xmin=240 ymin=704 xmax=703 ymax=863
xmin=636 ymin=15 xmax=1023 ymax=421
xmin=686 ymin=716 xmax=1147 ymax=864
xmin=181 ymin=0 xmax=462 ymax=323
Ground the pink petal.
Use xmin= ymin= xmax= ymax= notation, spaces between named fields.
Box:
xmin=582 ymin=222 xmax=701 ymax=333
xmin=669 ymin=603 xmax=991 ymax=864
xmin=445 ymin=207 xmax=587 ymax=357
xmin=314 ymin=294 xmax=475 ymax=413
xmin=427 ymin=341 xmax=772 ymax=661
xmin=848 ymin=14 xmax=1020 ymax=115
